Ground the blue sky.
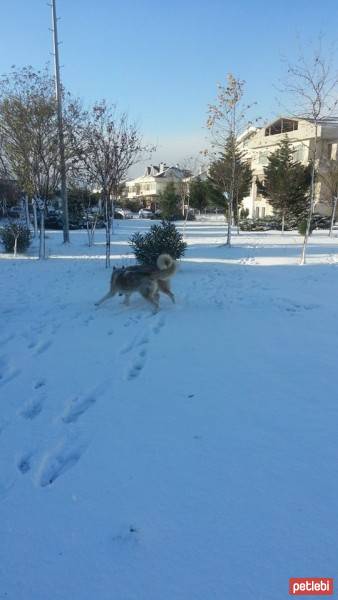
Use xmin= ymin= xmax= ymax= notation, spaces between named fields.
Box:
xmin=1 ymin=0 xmax=338 ymax=168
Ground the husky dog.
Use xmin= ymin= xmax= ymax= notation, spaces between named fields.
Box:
xmin=95 ymin=254 xmax=176 ymax=311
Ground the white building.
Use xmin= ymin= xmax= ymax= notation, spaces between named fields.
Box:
xmin=125 ymin=162 xmax=191 ymax=210
xmin=238 ymin=117 xmax=338 ymax=219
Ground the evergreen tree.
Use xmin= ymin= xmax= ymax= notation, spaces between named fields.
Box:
xmin=130 ymin=220 xmax=186 ymax=265
xmin=189 ymin=178 xmax=209 ymax=212
xmin=158 ymin=182 xmax=181 ymax=220
xmin=260 ymin=137 xmax=311 ymax=231
xmin=208 ymin=135 xmax=252 ymax=224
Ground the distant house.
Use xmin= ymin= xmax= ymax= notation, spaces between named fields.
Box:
xmin=125 ymin=162 xmax=191 ymax=210
xmin=238 ymin=117 xmax=338 ymax=219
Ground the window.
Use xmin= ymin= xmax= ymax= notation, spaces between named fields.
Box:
xmin=258 ymin=151 xmax=269 ymax=165
xmin=261 ymin=207 xmax=266 ymax=217
xmin=255 ymin=206 xmax=260 ymax=218
xmin=294 ymin=145 xmax=305 ymax=162
xmin=327 ymin=143 xmax=333 ymax=159
xmin=265 ymin=118 xmax=298 ymax=136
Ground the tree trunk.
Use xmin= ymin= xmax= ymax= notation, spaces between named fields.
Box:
xmin=282 ymin=213 xmax=285 ymax=234
xmin=86 ymin=219 xmax=91 ymax=247
xmin=183 ymin=195 xmax=190 ymax=240
xmin=91 ymin=215 xmax=98 ymax=246
xmin=104 ymin=195 xmax=111 ymax=268
xmin=32 ymin=199 xmax=38 ymax=237
xmin=13 ymin=235 xmax=18 ymax=257
xmin=111 ymin=197 xmax=115 ymax=235
xmin=39 ymin=208 xmax=46 ymax=259
xmin=329 ymin=196 xmax=338 ymax=237
xmin=24 ymin=195 xmax=30 ymax=229
xmin=227 ymin=115 xmax=236 ymax=248
xmin=226 ymin=198 xmax=233 ymax=246
xmin=300 ymin=124 xmax=317 ymax=265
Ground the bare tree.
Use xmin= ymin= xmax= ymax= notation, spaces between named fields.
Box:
xmin=281 ymin=41 xmax=338 ymax=263
xmin=0 ymin=66 xmax=81 ymax=258
xmin=178 ymin=155 xmax=204 ymax=233
xmin=75 ymin=101 xmax=147 ymax=267
xmin=207 ymin=74 xmax=255 ymax=246
xmin=318 ymin=160 xmax=338 ymax=236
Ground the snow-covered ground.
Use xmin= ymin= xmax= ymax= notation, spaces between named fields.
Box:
xmin=1 ymin=220 xmax=338 ymax=600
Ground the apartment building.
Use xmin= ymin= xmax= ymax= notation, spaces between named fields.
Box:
xmin=238 ymin=117 xmax=338 ymax=218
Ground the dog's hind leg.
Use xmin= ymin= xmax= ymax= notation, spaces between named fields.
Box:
xmin=158 ymin=280 xmax=175 ymax=304
xmin=140 ymin=286 xmax=159 ymax=313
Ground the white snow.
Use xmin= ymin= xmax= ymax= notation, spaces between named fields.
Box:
xmin=1 ymin=220 xmax=338 ymax=599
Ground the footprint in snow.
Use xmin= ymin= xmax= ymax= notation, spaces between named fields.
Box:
xmin=0 ymin=333 xmax=16 ymax=345
xmin=111 ymin=524 xmax=140 ymax=545
xmin=0 ymin=478 xmax=15 ymax=499
xmin=123 ymin=314 xmax=142 ymax=328
xmin=137 ymin=334 xmax=149 ymax=347
xmin=62 ymin=392 xmax=96 ymax=424
xmin=17 ymin=454 xmax=32 ymax=475
xmin=124 ymin=332 xmax=150 ymax=380
xmin=20 ymin=398 xmax=44 ymax=420
xmin=152 ymin=315 xmax=165 ymax=334
xmin=120 ymin=330 xmax=149 ymax=356
xmin=126 ymin=352 xmax=147 ymax=380
xmin=33 ymin=379 xmax=46 ymax=390
xmin=38 ymin=441 xmax=87 ymax=487
xmin=34 ymin=340 xmax=52 ymax=356
xmin=0 ymin=356 xmax=21 ymax=388
xmin=83 ymin=314 xmax=94 ymax=326
xmin=119 ymin=339 xmax=136 ymax=355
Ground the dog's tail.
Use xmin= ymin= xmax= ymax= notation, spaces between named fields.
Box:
xmin=153 ymin=253 xmax=176 ymax=280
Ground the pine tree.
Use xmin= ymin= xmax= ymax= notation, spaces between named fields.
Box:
xmin=158 ymin=182 xmax=181 ymax=220
xmin=189 ymin=179 xmax=209 ymax=213
xmin=208 ymin=135 xmax=252 ymax=225
xmin=260 ymin=137 xmax=311 ymax=232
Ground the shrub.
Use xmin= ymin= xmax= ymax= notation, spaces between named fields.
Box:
xmin=240 ymin=208 xmax=249 ymax=219
xmin=0 ymin=223 xmax=31 ymax=254
xmin=298 ymin=220 xmax=314 ymax=236
xmin=129 ymin=220 xmax=187 ymax=265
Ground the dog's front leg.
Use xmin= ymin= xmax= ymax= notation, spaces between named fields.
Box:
xmin=95 ymin=291 xmax=114 ymax=306
xmin=123 ymin=294 xmax=131 ymax=306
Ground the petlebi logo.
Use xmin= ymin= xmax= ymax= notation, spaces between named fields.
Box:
xmin=289 ymin=578 xmax=334 ymax=596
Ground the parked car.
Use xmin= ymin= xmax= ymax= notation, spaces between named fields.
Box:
xmin=43 ymin=215 xmax=83 ymax=230
xmin=82 ymin=214 xmax=105 ymax=228
xmin=114 ymin=207 xmax=134 ymax=219
xmin=185 ymin=208 xmax=196 ymax=221
xmin=44 ymin=215 xmax=63 ymax=230
xmin=7 ymin=208 xmax=21 ymax=219
xmin=311 ymin=213 xmax=331 ymax=229
xmin=69 ymin=218 xmax=84 ymax=230
xmin=138 ymin=208 xmax=154 ymax=218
